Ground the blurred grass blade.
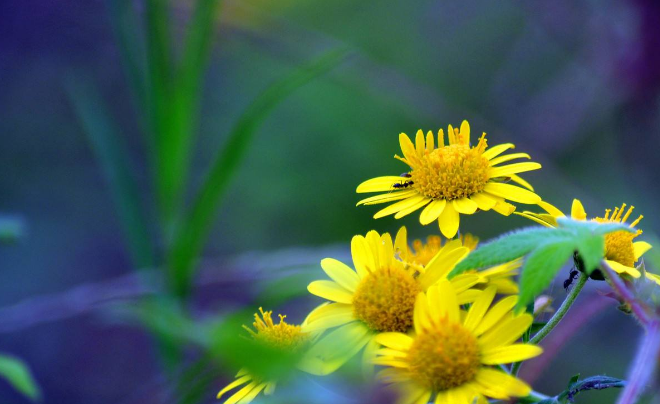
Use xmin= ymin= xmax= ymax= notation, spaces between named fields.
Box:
xmin=0 ymin=354 xmax=41 ymax=401
xmin=68 ymin=79 xmax=155 ymax=268
xmin=106 ymin=0 xmax=148 ymax=119
xmin=144 ymin=0 xmax=178 ymax=227
xmin=167 ymin=47 xmax=351 ymax=297
xmin=160 ymin=0 xmax=222 ymax=233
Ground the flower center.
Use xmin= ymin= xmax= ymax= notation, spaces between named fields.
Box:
xmin=593 ymin=204 xmax=643 ymax=268
xmin=247 ymin=308 xmax=309 ymax=353
xmin=604 ymin=231 xmax=637 ymax=267
xmin=410 ymin=144 xmax=490 ymax=201
xmin=406 ymin=320 xmax=481 ymax=391
xmin=352 ymin=266 xmax=421 ymax=332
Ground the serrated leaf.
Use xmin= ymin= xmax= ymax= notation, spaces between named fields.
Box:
xmin=0 ymin=354 xmax=41 ymax=401
xmin=517 ymin=241 xmax=576 ymax=311
xmin=449 ymin=227 xmax=574 ymax=277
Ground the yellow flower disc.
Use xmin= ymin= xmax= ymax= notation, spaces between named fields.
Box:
xmin=604 ymin=231 xmax=637 ymax=267
xmin=411 ymin=143 xmax=490 ymax=201
xmin=407 ymin=319 xmax=481 ymax=391
xmin=352 ymin=266 xmax=421 ymax=332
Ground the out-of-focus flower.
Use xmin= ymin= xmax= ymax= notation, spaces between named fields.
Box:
xmin=301 ymin=230 xmax=482 ymax=375
xmin=356 ymin=121 xmax=542 ymax=238
xmin=518 ymin=199 xmax=652 ymax=280
xmin=374 ymin=280 xmax=542 ymax=404
xmin=394 ymin=226 xmax=519 ymax=294
xmin=217 ymin=308 xmax=310 ymax=404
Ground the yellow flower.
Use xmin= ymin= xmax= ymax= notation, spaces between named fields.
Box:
xmin=518 ymin=199 xmax=653 ymax=279
xmin=217 ymin=308 xmax=310 ymax=404
xmin=300 ymin=229 xmax=483 ymax=375
xmin=374 ymin=280 xmax=542 ymax=404
xmin=356 ymin=121 xmax=542 ymax=238
xmin=394 ymin=226 xmax=519 ymax=294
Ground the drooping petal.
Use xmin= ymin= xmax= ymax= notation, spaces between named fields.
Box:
xmin=374 ymin=195 xmax=428 ymax=219
xmin=419 ymin=199 xmax=447 ymax=225
xmin=453 ymin=198 xmax=479 ymax=214
xmin=633 ymin=241 xmax=652 ymax=260
xmin=356 ymin=190 xmax=418 ymax=206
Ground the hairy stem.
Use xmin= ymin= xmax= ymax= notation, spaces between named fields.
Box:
xmin=512 ymin=272 xmax=588 ymax=376
xmin=616 ymin=320 xmax=660 ymax=404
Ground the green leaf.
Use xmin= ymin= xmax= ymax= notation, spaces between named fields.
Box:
xmin=68 ymin=79 xmax=155 ymax=269
xmin=449 ymin=227 xmax=573 ymax=277
xmin=166 ymin=47 xmax=351 ymax=297
xmin=575 ymin=234 xmax=604 ymax=275
xmin=517 ymin=240 xmax=575 ymax=311
xmin=0 ymin=354 xmax=41 ymax=401
xmin=556 ymin=217 xmax=634 ymax=236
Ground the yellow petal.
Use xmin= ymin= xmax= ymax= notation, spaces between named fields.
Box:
xmin=538 ymin=201 xmax=565 ymax=217
xmin=489 ymin=162 xmax=542 ymax=178
xmin=418 ymin=247 xmax=469 ymax=289
xmin=419 ymin=199 xmax=447 ymax=225
xmin=399 ymin=133 xmax=418 ymax=163
xmin=484 ymin=183 xmax=541 ymax=204
xmin=375 ymin=332 xmax=413 ymax=351
xmin=449 ymin=273 xmax=481 ymax=293
xmin=571 ymin=199 xmax=587 ymax=220
xmin=426 ymin=130 xmax=435 ymax=152
xmin=479 ymin=313 xmax=533 ymax=349
xmin=415 ymin=129 xmax=425 ymax=157
xmin=460 ymin=120 xmax=470 ymax=145
xmin=464 ymin=285 xmax=497 ymax=331
xmin=488 ymin=152 xmax=531 ymax=166
xmin=491 ymin=200 xmax=516 ymax=216
xmin=351 ymin=235 xmax=373 ymax=278
xmin=414 ymin=293 xmax=432 ymax=333
xmin=379 ymin=232 xmax=395 ymax=268
xmin=509 ymin=174 xmax=534 ymax=191
xmin=482 ymin=143 xmax=515 ymax=160
xmin=217 ymin=375 xmax=252 ymax=399
xmin=307 ymin=280 xmax=354 ymax=303
xmin=513 ymin=212 xmax=554 ymax=227
xmin=321 ymin=258 xmax=360 ymax=291
xmin=356 ymin=176 xmax=406 ymax=193
xmin=606 ymin=260 xmax=641 ymax=278
xmin=470 ymin=192 xmax=498 ymax=211
xmin=481 ymin=344 xmax=543 ymax=364
xmin=474 ymin=295 xmax=518 ymax=335
xmin=366 ymin=230 xmax=382 ymax=269
xmin=436 ymin=279 xmax=460 ymax=323
xmin=356 ymin=190 xmax=418 ymax=206
xmin=453 ymin=198 xmax=479 ymax=214
xmin=303 ymin=303 xmax=355 ymax=332
xmin=394 ymin=197 xmax=431 ymax=219
xmin=438 ymin=202 xmax=460 ymax=238
xmin=236 ymin=382 xmax=268 ymax=404
xmin=374 ymin=195 xmax=428 ymax=219
xmin=475 ymin=368 xmax=531 ymax=398
xmin=394 ymin=226 xmax=409 ymax=257
xmin=633 ymin=241 xmax=652 ymax=260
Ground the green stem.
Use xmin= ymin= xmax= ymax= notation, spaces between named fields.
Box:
xmin=517 ymin=390 xmax=552 ymax=403
xmin=511 ymin=272 xmax=588 ymax=376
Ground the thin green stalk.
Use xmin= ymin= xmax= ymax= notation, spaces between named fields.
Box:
xmin=512 ymin=272 xmax=588 ymax=376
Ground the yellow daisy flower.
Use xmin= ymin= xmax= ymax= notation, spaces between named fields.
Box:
xmin=374 ymin=280 xmax=542 ymax=404
xmin=394 ymin=226 xmax=520 ymax=294
xmin=356 ymin=121 xmax=542 ymax=238
xmin=300 ymin=230 xmax=483 ymax=375
xmin=217 ymin=308 xmax=310 ymax=404
xmin=517 ymin=199 xmax=653 ymax=279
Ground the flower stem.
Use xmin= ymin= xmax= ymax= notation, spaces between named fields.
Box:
xmin=615 ymin=320 xmax=660 ymax=404
xmin=511 ymin=272 xmax=588 ymax=376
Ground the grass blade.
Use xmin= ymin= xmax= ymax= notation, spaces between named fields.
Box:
xmin=167 ymin=47 xmax=351 ymax=297
xmin=68 ymin=79 xmax=155 ymax=268
xmin=0 ymin=354 xmax=41 ymax=401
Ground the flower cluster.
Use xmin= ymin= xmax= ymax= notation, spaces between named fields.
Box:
xmin=217 ymin=120 xmax=658 ymax=404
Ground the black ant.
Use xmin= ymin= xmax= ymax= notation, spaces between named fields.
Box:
xmin=563 ymin=268 xmax=579 ymax=290
xmin=392 ymin=173 xmax=414 ymax=189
